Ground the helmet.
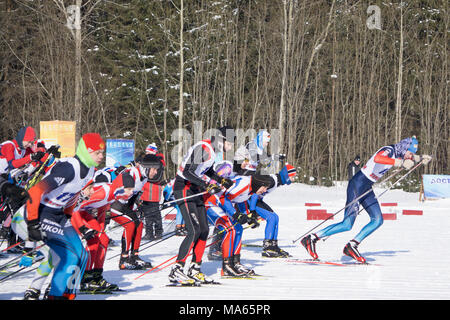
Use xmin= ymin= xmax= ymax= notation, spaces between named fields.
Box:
xmin=214 ymin=160 xmax=233 ymax=178
xmin=212 ymin=125 xmax=236 ymax=153
xmin=138 ymin=154 xmax=164 ymax=182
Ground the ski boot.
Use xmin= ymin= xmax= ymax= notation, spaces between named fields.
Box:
xmin=175 ymin=224 xmax=187 ymax=236
xmin=23 ymin=288 xmax=41 ymax=300
xmin=233 ymin=254 xmax=255 ymax=275
xmin=300 ymin=234 xmax=319 ymax=260
xmin=221 ymin=257 xmax=248 ymax=277
xmin=80 ymin=270 xmax=113 ymax=294
xmin=130 ymin=250 xmax=153 ymax=269
xmin=262 ymin=239 xmax=287 ymax=258
xmin=119 ymin=253 xmax=139 ymax=270
xmin=187 ymin=262 xmax=217 ymax=284
xmin=168 ymin=262 xmax=198 ymax=286
xmin=343 ymin=240 xmax=366 ymax=263
xmin=270 ymin=240 xmax=291 ymax=257
xmin=92 ymin=268 xmax=120 ymax=291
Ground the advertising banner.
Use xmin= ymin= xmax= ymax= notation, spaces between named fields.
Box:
xmin=422 ymin=175 xmax=450 ymax=199
xmin=39 ymin=120 xmax=76 ymax=158
xmin=106 ymin=139 xmax=135 ymax=167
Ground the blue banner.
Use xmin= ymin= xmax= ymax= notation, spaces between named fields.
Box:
xmin=423 ymin=175 xmax=450 ymax=199
xmin=106 ymin=139 xmax=135 ymax=167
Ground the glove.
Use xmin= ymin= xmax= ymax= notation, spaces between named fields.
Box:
xmin=414 ymin=154 xmax=432 ymax=165
xmin=19 ymin=249 xmax=34 ymax=267
xmin=1 ymin=183 xmax=30 ymax=208
xmin=220 ymin=178 xmax=233 ymax=189
xmin=247 ymin=211 xmax=260 ymax=229
xmin=232 ymin=211 xmax=248 ymax=225
xmin=47 ymin=145 xmax=61 ymax=158
xmin=30 ymin=151 xmax=45 ymax=162
xmin=396 ymin=159 xmax=414 ymax=170
xmin=421 ymin=154 xmax=432 ymax=165
xmin=206 ymin=183 xmax=221 ymax=195
xmin=27 ymin=220 xmax=44 ymax=242
xmin=394 ymin=158 xmax=414 ymax=169
xmin=78 ymin=225 xmax=97 ymax=240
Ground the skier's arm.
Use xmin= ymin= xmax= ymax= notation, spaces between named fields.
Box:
xmin=374 ymin=150 xmax=395 ymax=165
xmin=182 ymin=145 xmax=211 ymax=188
xmin=1 ymin=143 xmax=33 ymax=169
xmin=26 ymin=162 xmax=75 ymax=222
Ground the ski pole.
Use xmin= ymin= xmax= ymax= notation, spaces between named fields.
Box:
xmin=292 ymin=167 xmax=405 ymax=244
xmin=25 ymin=150 xmax=58 ymax=190
xmin=106 ymin=204 xmax=176 ymax=232
xmin=0 ymin=240 xmax=24 ymax=253
xmin=0 ymin=243 xmax=46 ymax=271
xmin=106 ymin=228 xmax=178 ymax=261
xmin=104 ymin=191 xmax=205 ymax=226
xmin=0 ymin=255 xmax=44 ymax=284
xmin=134 ymin=221 xmax=240 ymax=281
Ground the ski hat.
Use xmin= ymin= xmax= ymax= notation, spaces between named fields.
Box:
xmin=255 ymin=130 xmax=271 ymax=150
xmin=145 ymin=143 xmax=158 ymax=154
xmin=354 ymin=155 xmax=361 ymax=161
xmin=250 ymin=174 xmax=274 ymax=193
xmin=81 ymin=133 xmax=105 ymax=152
xmin=393 ymin=136 xmax=418 ymax=158
xmin=214 ymin=160 xmax=233 ymax=178
xmin=16 ymin=126 xmax=36 ymax=149
xmin=407 ymin=136 xmax=419 ymax=153
xmin=76 ymin=133 xmax=105 ymax=167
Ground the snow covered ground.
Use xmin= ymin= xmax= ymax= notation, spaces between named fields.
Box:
xmin=1 ymin=182 xmax=449 ymax=303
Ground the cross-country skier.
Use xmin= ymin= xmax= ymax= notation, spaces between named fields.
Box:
xmin=208 ymin=130 xmax=278 ymax=258
xmin=12 ymin=182 xmax=95 ymax=300
xmin=301 ymin=136 xmax=432 ymax=263
xmin=168 ymin=126 xmax=235 ymax=286
xmin=205 ymin=164 xmax=296 ymax=276
xmin=141 ymin=143 xmax=166 ymax=241
xmin=233 ymin=130 xmax=285 ymax=175
xmin=0 ymin=127 xmax=45 ymax=247
xmin=111 ymin=154 xmax=164 ymax=270
xmin=25 ymin=132 xmax=105 ymax=299
xmin=72 ymin=171 xmax=136 ymax=293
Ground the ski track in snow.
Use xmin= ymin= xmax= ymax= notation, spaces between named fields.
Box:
xmin=1 ymin=183 xmax=449 ymax=300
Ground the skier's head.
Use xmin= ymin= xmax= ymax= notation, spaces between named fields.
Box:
xmin=137 ymin=153 xmax=164 ymax=182
xmin=76 ymin=133 xmax=105 ymax=167
xmin=214 ymin=160 xmax=234 ymax=179
xmin=145 ymin=143 xmax=158 ymax=155
xmin=16 ymin=126 xmax=36 ymax=149
xmin=79 ymin=182 xmax=96 ymax=203
xmin=250 ymin=174 xmax=274 ymax=195
xmin=255 ymin=130 xmax=271 ymax=150
xmin=211 ymin=125 xmax=235 ymax=153
xmin=394 ymin=136 xmax=418 ymax=160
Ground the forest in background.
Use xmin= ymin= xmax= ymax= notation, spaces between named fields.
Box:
xmin=0 ymin=0 xmax=448 ymax=187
